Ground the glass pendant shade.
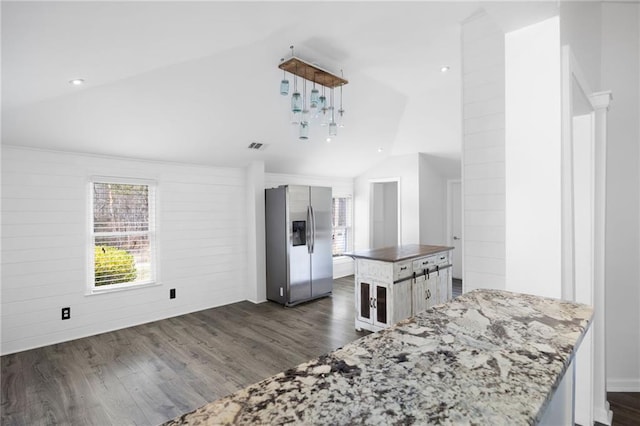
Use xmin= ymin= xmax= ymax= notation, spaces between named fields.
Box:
xmin=337 ymin=108 xmax=345 ymax=127
xmin=301 ymin=109 xmax=310 ymax=126
xmin=318 ymin=95 xmax=327 ymax=110
xmin=329 ymin=121 xmax=337 ymax=137
xmin=299 ymin=122 xmax=310 ymax=140
xmin=291 ymin=92 xmax=302 ymax=113
xmin=290 ymin=110 xmax=301 ymax=125
xmin=280 ymin=79 xmax=289 ymax=96
xmin=310 ymin=88 xmax=320 ymax=109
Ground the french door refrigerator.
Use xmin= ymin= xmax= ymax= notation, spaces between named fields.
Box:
xmin=265 ymin=185 xmax=333 ymax=306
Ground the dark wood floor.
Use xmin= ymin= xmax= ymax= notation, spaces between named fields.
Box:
xmin=608 ymin=392 xmax=640 ymax=426
xmin=1 ymin=276 xmax=368 ymax=425
xmin=3 ymin=276 xmax=637 ymax=425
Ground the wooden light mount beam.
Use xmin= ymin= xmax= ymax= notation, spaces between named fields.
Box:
xmin=278 ymin=56 xmax=348 ymax=89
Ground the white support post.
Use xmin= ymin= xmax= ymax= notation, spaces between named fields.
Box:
xmin=590 ymin=90 xmax=613 ymax=425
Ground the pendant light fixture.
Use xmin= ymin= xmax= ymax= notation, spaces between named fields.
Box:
xmin=278 ymin=45 xmax=348 ymax=142
xmin=280 ymin=59 xmax=289 ymax=96
xmin=337 ymin=70 xmax=345 ymax=128
xmin=328 ymin=87 xmax=337 ymax=138
xmin=289 ymin=48 xmax=302 ymax=113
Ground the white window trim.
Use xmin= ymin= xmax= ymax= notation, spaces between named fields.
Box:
xmin=86 ymin=176 xmax=159 ymax=295
xmin=332 ymin=194 xmax=353 ymax=257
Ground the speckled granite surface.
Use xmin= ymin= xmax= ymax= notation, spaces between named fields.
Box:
xmin=163 ymin=289 xmax=593 ymax=426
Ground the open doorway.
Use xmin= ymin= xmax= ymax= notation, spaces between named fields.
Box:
xmin=370 ymin=180 xmax=400 ymax=249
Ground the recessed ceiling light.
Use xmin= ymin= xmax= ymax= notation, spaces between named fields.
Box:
xmin=69 ymin=79 xmax=85 ymax=86
xmin=377 ymin=147 xmax=384 ymax=153
xmin=440 ymin=66 xmax=450 ymax=73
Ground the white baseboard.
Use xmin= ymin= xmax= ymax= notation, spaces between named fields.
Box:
xmin=607 ymin=377 xmax=640 ymax=392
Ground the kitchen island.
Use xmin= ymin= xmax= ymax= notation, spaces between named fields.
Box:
xmin=164 ymin=289 xmax=592 ymax=425
xmin=345 ymin=244 xmax=454 ymax=332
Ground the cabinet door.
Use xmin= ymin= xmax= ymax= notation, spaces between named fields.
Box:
xmin=437 ymin=268 xmax=450 ymax=303
xmin=373 ymin=282 xmax=391 ymax=328
xmin=412 ymin=276 xmax=427 ymax=315
xmin=356 ymin=280 xmax=373 ymax=323
xmin=425 ymin=274 xmax=438 ymax=309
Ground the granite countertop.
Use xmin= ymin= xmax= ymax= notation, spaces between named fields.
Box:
xmin=164 ymin=289 xmax=593 ymax=426
xmin=344 ymin=244 xmax=453 ymax=262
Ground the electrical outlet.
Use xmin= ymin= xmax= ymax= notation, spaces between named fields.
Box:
xmin=170 ymin=289 xmax=176 ymax=299
xmin=280 ymin=287 xmax=283 ymax=297
xmin=61 ymin=307 xmax=71 ymax=320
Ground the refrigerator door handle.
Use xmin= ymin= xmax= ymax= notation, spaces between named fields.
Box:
xmin=309 ymin=205 xmax=315 ymax=254
xmin=306 ymin=206 xmax=312 ymax=254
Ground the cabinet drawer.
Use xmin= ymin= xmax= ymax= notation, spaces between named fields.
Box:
xmin=435 ymin=252 xmax=449 ymax=266
xmin=393 ymin=260 xmax=413 ymax=281
xmin=413 ymin=255 xmax=435 ymax=271
xmin=413 ymin=252 xmax=450 ymax=271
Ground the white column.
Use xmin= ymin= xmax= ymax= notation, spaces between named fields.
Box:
xmin=245 ymin=161 xmax=266 ymax=303
xmin=590 ymin=90 xmax=613 ymax=425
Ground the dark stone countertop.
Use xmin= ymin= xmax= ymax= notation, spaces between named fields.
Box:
xmin=344 ymin=244 xmax=453 ymax=262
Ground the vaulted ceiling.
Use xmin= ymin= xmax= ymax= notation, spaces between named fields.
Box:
xmin=1 ymin=1 xmax=558 ymax=177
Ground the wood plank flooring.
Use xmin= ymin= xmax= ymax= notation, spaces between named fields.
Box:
xmin=3 ymin=276 xmax=637 ymax=425
xmin=608 ymin=392 xmax=640 ymax=426
xmin=1 ymin=276 xmax=368 ymax=425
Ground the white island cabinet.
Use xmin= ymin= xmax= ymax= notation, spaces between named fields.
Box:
xmin=346 ymin=244 xmax=453 ymax=332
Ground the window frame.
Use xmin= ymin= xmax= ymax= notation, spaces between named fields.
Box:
xmin=331 ymin=195 xmax=353 ymax=257
xmin=87 ymin=176 xmax=158 ymax=295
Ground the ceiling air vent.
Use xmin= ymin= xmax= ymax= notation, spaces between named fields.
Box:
xmin=248 ymin=142 xmax=265 ymax=150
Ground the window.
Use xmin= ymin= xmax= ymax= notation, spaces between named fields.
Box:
xmin=89 ymin=178 xmax=156 ymax=291
xmin=332 ymin=196 xmax=352 ymax=256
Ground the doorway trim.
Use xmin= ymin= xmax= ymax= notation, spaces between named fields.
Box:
xmin=369 ymin=177 xmax=402 ymax=247
xmin=561 ymin=45 xmax=613 ymax=425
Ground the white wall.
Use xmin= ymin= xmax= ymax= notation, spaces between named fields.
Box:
xmin=461 ymin=11 xmax=506 ymax=292
xmin=504 ymin=17 xmax=562 ymax=299
xmin=354 ymin=154 xmax=420 ymax=251
xmin=265 ymin=172 xmax=354 ymax=278
xmin=601 ymin=2 xmax=640 ymax=392
xmin=559 ymin=2 xmax=602 ymax=92
xmin=1 ymin=146 xmax=248 ymax=355
xmin=419 ymin=154 xmax=447 ymax=245
xmin=370 ymin=182 xmax=398 ymax=249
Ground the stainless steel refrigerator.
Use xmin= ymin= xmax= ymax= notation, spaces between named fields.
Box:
xmin=265 ymin=185 xmax=333 ymax=306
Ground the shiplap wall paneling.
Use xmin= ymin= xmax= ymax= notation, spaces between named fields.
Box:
xmin=461 ymin=11 xmax=506 ymax=292
xmin=1 ymin=147 xmax=247 ymax=355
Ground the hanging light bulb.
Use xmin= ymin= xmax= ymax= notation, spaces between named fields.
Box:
xmin=279 ymin=59 xmax=289 ymax=96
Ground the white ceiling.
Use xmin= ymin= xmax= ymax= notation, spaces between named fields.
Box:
xmin=1 ymin=1 xmax=558 ymax=177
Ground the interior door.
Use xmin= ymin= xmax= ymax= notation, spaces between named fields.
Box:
xmin=310 ymin=186 xmax=333 ymax=297
xmin=450 ymin=181 xmax=462 ymax=279
xmin=287 ymin=185 xmax=312 ymax=303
